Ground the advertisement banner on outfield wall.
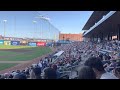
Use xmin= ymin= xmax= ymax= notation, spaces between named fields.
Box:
xmin=4 ymin=41 xmax=11 ymax=45
xmin=37 ymin=42 xmax=46 ymax=46
xmin=28 ymin=42 xmax=37 ymax=46
xmin=20 ymin=40 xmax=28 ymax=45
xmin=0 ymin=40 xmax=4 ymax=45
xmin=11 ymin=41 xmax=20 ymax=45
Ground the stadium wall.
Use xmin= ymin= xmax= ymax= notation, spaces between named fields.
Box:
xmin=59 ymin=33 xmax=83 ymax=41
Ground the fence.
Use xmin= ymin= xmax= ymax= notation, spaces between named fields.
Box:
xmin=0 ymin=40 xmax=48 ymax=47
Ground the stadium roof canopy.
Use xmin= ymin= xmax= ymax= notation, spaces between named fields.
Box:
xmin=82 ymin=11 xmax=120 ymax=38
xmin=82 ymin=11 xmax=110 ymax=30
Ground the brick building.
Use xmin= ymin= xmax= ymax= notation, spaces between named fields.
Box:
xmin=59 ymin=33 xmax=83 ymax=41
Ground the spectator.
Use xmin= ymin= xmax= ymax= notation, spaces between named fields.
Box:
xmin=0 ymin=74 xmax=5 ymax=79
xmin=12 ymin=71 xmax=18 ymax=76
xmin=42 ymin=61 xmax=48 ymax=69
xmin=8 ymin=74 xmax=13 ymax=79
xmin=109 ymin=60 xmax=117 ymax=68
xmin=44 ymin=67 xmax=57 ymax=79
xmin=77 ymin=66 xmax=96 ymax=79
xmin=52 ymin=64 xmax=61 ymax=79
xmin=113 ymin=67 xmax=120 ymax=79
xmin=21 ymin=70 xmax=26 ymax=74
xmin=98 ymin=53 xmax=103 ymax=60
xmin=113 ymin=61 xmax=120 ymax=79
xmin=30 ymin=66 xmax=41 ymax=79
xmin=16 ymin=70 xmax=21 ymax=74
xmin=84 ymin=57 xmax=118 ymax=79
xmin=38 ymin=61 xmax=42 ymax=68
xmin=13 ymin=73 xmax=27 ymax=79
xmin=4 ymin=73 xmax=10 ymax=79
xmin=117 ymin=52 xmax=120 ymax=58
xmin=25 ymin=67 xmax=30 ymax=77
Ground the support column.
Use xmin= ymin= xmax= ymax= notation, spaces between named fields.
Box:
xmin=97 ymin=35 xmax=99 ymax=42
xmin=117 ymin=24 xmax=120 ymax=41
xmin=100 ymin=33 xmax=103 ymax=41
xmin=107 ymin=34 xmax=110 ymax=41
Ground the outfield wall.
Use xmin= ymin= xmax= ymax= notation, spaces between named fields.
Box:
xmin=4 ymin=41 xmax=11 ymax=45
xmin=36 ymin=42 xmax=46 ymax=46
xmin=11 ymin=41 xmax=20 ymax=46
xmin=0 ymin=40 xmax=47 ymax=47
xmin=28 ymin=42 xmax=37 ymax=46
xmin=0 ymin=40 xmax=4 ymax=45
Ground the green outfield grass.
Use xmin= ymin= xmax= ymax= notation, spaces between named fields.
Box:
xmin=0 ymin=45 xmax=52 ymax=71
xmin=1 ymin=47 xmax=52 ymax=61
xmin=0 ymin=45 xmax=34 ymax=49
xmin=0 ymin=46 xmax=52 ymax=61
xmin=0 ymin=51 xmax=20 ymax=56
xmin=0 ymin=63 xmax=18 ymax=71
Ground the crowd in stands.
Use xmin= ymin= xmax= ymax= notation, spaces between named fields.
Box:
xmin=0 ymin=40 xmax=120 ymax=79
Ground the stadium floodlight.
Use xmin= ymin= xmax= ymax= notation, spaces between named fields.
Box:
xmin=14 ymin=16 xmax=16 ymax=37
xmin=35 ymin=11 xmax=50 ymax=21
xmin=35 ymin=12 xmax=53 ymax=40
xmin=33 ymin=20 xmax=37 ymax=23
xmin=35 ymin=16 xmax=50 ymax=21
xmin=35 ymin=14 xmax=50 ymax=40
xmin=33 ymin=21 xmax=37 ymax=39
xmin=3 ymin=20 xmax=7 ymax=38
xmin=3 ymin=20 xmax=7 ymax=22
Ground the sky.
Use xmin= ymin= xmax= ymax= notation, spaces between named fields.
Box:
xmin=38 ymin=11 xmax=93 ymax=33
xmin=0 ymin=11 xmax=93 ymax=38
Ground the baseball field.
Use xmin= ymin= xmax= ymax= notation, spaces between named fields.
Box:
xmin=0 ymin=45 xmax=52 ymax=71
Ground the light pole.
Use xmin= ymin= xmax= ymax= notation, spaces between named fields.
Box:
xmin=3 ymin=20 xmax=7 ymax=39
xmin=33 ymin=20 xmax=37 ymax=39
xmin=48 ymin=21 xmax=51 ymax=40
xmin=14 ymin=16 xmax=16 ymax=37
xmin=35 ymin=15 xmax=50 ymax=40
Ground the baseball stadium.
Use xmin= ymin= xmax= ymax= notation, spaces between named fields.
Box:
xmin=0 ymin=11 xmax=60 ymax=74
xmin=1 ymin=11 xmax=120 ymax=79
